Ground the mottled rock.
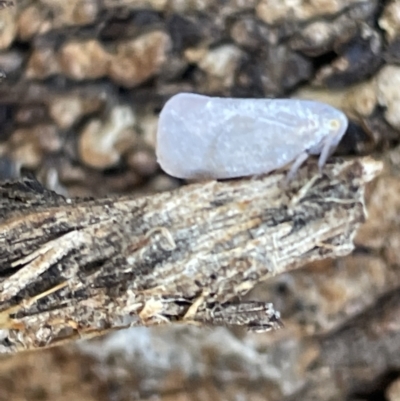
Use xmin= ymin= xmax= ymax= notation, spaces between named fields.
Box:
xmin=9 ymin=124 xmax=61 ymax=169
xmin=67 ymin=0 xmax=99 ymax=26
xmin=108 ymin=31 xmax=171 ymax=88
xmin=379 ymin=0 xmax=400 ymax=42
xmin=103 ymin=0 xmax=168 ymax=11
xmin=139 ymin=113 xmax=158 ymax=149
xmin=197 ymin=44 xmax=243 ymax=91
xmin=26 ymin=46 xmax=60 ymax=79
xmin=289 ymin=4 xmax=376 ymax=56
xmin=289 ymin=18 xmax=355 ymax=57
xmin=167 ymin=14 xmax=205 ymax=52
xmin=356 ymin=165 xmax=400 ymax=250
xmin=14 ymin=104 xmax=49 ymax=125
xmin=144 ymin=174 xmax=180 ymax=193
xmin=314 ymin=24 xmax=383 ymax=87
xmin=79 ymin=105 xmax=136 ymax=169
xmin=313 ymin=292 xmax=400 ymax=398
xmin=293 ymin=87 xmax=347 ymax=112
xmin=0 ymin=3 xmax=16 ymax=50
xmin=234 ymin=45 xmax=312 ymax=97
xmin=100 ymin=169 xmax=141 ymax=193
xmin=0 ymin=154 xmax=18 ymax=180
xmin=11 ymin=124 xmax=61 ymax=152
xmin=289 ymin=20 xmax=336 ymax=55
xmin=18 ymin=0 xmax=98 ymax=40
xmin=343 ymin=81 xmax=377 ymax=118
xmin=376 ymin=65 xmax=400 ymax=130
xmin=17 ymin=5 xmax=46 ymax=40
xmin=256 ymin=0 xmax=359 ymax=25
xmin=59 ymin=40 xmax=110 ymax=80
xmin=99 ymin=9 xmax=163 ymax=42
xmin=49 ymin=97 xmax=88 ymax=129
xmin=127 ymin=148 xmax=158 ymax=176
xmin=183 ymin=46 xmax=207 ymax=64
xmin=167 ymin=0 xmax=213 ymax=13
xmin=387 ymin=377 xmax=400 ymax=401
xmin=0 ymin=50 xmax=23 ymax=77
xmin=253 ymin=253 xmax=392 ymax=335
xmin=48 ymin=93 xmax=105 ymax=129
xmin=230 ymin=16 xmax=271 ymax=51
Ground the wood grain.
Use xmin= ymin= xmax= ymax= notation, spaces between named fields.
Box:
xmin=0 ymin=157 xmax=381 ymax=353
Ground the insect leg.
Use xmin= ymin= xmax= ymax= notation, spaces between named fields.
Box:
xmin=286 ymin=151 xmax=309 ymax=181
xmin=317 ymin=130 xmax=341 ymax=172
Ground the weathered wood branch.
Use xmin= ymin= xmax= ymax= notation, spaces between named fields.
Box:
xmin=0 ymin=157 xmax=381 ymax=353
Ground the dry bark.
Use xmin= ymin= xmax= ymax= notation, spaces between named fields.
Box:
xmin=0 ymin=157 xmax=380 ymax=353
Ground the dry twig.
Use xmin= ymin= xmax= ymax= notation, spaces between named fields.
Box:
xmin=0 ymin=157 xmax=381 ymax=353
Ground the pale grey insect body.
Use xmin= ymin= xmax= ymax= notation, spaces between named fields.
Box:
xmin=156 ymin=93 xmax=349 ymax=179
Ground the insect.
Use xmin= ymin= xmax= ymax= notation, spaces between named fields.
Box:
xmin=156 ymin=93 xmax=349 ymax=180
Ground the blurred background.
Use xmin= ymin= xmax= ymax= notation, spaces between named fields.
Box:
xmin=0 ymin=1 xmax=400 ymax=400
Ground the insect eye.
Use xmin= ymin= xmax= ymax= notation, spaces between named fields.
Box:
xmin=328 ymin=119 xmax=341 ymax=130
